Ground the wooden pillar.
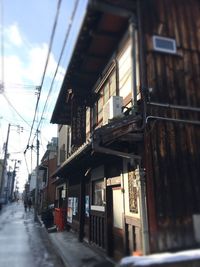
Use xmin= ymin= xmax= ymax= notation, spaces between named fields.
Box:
xmin=79 ymin=176 xmax=85 ymax=242
xmin=89 ymin=179 xmax=93 ymax=243
xmin=105 ymin=182 xmax=113 ymax=256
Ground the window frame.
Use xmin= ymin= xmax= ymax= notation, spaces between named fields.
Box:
xmin=92 ymin=179 xmax=105 ymax=207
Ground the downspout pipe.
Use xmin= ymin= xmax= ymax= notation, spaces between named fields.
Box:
xmin=134 ymin=1 xmax=150 ymax=254
xmin=137 ymin=0 xmax=147 ymax=129
xmin=147 ymin=102 xmax=200 ymax=112
xmin=146 ymin=116 xmax=200 ymax=126
xmin=129 ymin=15 xmax=138 ymax=115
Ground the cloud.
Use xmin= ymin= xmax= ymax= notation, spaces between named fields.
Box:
xmin=1 ymin=23 xmax=65 ymax=124
xmin=3 ymin=23 xmax=65 ymax=85
xmin=24 ymin=43 xmax=65 ymax=84
xmin=6 ymin=23 xmax=23 ymax=47
xmin=3 ymin=55 xmax=24 ymax=84
xmin=0 ymin=23 xmax=66 ymax=191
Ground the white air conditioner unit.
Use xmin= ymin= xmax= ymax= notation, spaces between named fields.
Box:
xmin=103 ymin=96 xmax=123 ymax=125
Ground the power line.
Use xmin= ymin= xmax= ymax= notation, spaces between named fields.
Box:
xmin=36 ymin=0 xmax=80 ymax=133
xmin=23 ymin=153 xmax=30 ymax=174
xmin=2 ymin=82 xmax=38 ymax=89
xmin=0 ymin=0 xmax=4 ymax=93
xmin=25 ymin=0 xmax=62 ymax=152
xmin=2 ymin=93 xmax=32 ymax=127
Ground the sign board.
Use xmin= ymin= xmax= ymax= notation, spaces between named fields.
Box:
xmin=71 ymin=99 xmax=86 ymax=147
xmin=61 ymin=189 xmax=66 ymax=198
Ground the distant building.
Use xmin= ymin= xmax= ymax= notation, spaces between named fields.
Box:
xmin=39 ymin=137 xmax=58 ymax=210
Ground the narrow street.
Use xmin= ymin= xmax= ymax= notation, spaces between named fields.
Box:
xmin=0 ymin=202 xmax=64 ymax=267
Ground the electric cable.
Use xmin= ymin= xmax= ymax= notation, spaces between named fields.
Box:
xmin=25 ymin=0 xmax=62 ymax=152
xmin=0 ymin=0 xmax=4 ymax=93
xmin=36 ymin=0 xmax=79 ymax=133
xmin=3 ymin=82 xmax=38 ymax=88
xmin=2 ymin=93 xmax=32 ymax=127
xmin=23 ymin=153 xmax=30 ymax=174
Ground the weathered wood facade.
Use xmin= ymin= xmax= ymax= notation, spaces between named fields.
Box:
xmin=51 ymin=0 xmax=200 ymax=259
xmin=142 ymin=0 xmax=200 ymax=252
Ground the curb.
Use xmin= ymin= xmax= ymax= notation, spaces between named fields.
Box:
xmin=37 ymin=215 xmax=69 ymax=267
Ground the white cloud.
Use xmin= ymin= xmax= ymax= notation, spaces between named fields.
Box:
xmin=6 ymin=23 xmax=23 ymax=47
xmin=3 ymin=55 xmax=24 ymax=84
xmin=24 ymin=43 xmax=65 ymax=84
xmin=0 ymin=23 xmax=64 ymax=191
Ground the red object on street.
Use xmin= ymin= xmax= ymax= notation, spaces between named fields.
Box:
xmin=54 ymin=208 xmax=66 ymax=231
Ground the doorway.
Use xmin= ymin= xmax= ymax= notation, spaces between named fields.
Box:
xmin=112 ymin=187 xmax=124 ymax=260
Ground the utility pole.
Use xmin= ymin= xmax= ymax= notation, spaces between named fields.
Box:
xmin=10 ymin=160 xmax=17 ymax=201
xmin=0 ymin=123 xmax=10 ymax=201
xmin=34 ymin=130 xmax=40 ymax=222
xmin=11 ymin=159 xmax=19 ymax=201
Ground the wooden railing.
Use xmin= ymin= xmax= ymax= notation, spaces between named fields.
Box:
xmin=90 ymin=211 xmax=105 ymax=249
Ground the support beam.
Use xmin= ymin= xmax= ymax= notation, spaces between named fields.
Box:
xmin=93 ymin=144 xmax=141 ymax=160
xmin=118 ymin=133 xmax=143 ymax=142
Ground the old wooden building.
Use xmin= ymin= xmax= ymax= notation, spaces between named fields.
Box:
xmin=51 ymin=0 xmax=200 ymax=259
xmin=38 ymin=137 xmax=58 ymax=211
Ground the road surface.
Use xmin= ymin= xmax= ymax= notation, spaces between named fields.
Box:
xmin=0 ymin=202 xmax=64 ymax=267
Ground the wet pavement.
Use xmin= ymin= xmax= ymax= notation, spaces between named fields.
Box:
xmin=0 ymin=202 xmax=64 ymax=267
xmin=49 ymin=230 xmax=115 ymax=267
xmin=0 ymin=202 xmax=115 ymax=267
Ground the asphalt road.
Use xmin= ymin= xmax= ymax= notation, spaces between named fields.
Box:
xmin=0 ymin=202 xmax=64 ymax=267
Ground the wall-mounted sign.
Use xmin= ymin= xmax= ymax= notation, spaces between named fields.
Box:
xmin=72 ymin=197 xmax=78 ymax=216
xmin=128 ymin=171 xmax=138 ymax=213
xmin=67 ymin=197 xmax=73 ymax=223
xmin=61 ymin=189 xmax=66 ymax=198
xmin=71 ymin=99 xmax=86 ymax=147
xmin=85 ymin=195 xmax=89 ymax=217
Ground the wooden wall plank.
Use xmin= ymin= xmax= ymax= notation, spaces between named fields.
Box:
xmin=143 ymin=0 xmax=200 ymax=251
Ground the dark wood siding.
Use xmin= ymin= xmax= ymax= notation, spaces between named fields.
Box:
xmin=90 ymin=210 xmax=105 ymax=249
xmin=142 ymin=0 xmax=200 ymax=252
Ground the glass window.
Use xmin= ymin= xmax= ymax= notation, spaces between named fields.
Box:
xmin=93 ymin=179 xmax=105 ymax=206
xmin=98 ymin=94 xmax=103 ymax=122
xmin=104 ymin=83 xmax=110 ymax=104
xmin=93 ymin=102 xmax=98 ymax=127
xmin=109 ymin=71 xmax=116 ymax=97
xmin=86 ymin=107 xmax=90 ymax=133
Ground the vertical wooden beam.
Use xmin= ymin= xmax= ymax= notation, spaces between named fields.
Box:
xmin=105 ymin=184 xmax=113 ymax=256
xmin=78 ymin=176 xmax=85 ymax=242
xmin=121 ymin=169 xmax=129 ymax=256
xmin=89 ymin=179 xmax=93 ymax=243
xmin=144 ymin=131 xmax=158 ymax=252
xmin=122 ymin=213 xmax=129 ymax=255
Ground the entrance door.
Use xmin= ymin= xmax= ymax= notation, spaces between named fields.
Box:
xmin=112 ymin=187 xmax=124 ymax=260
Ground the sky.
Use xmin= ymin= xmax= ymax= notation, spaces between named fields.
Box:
xmin=0 ymin=0 xmax=88 ymax=192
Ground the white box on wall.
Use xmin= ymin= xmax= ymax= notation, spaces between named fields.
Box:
xmin=103 ymin=96 xmax=123 ymax=125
